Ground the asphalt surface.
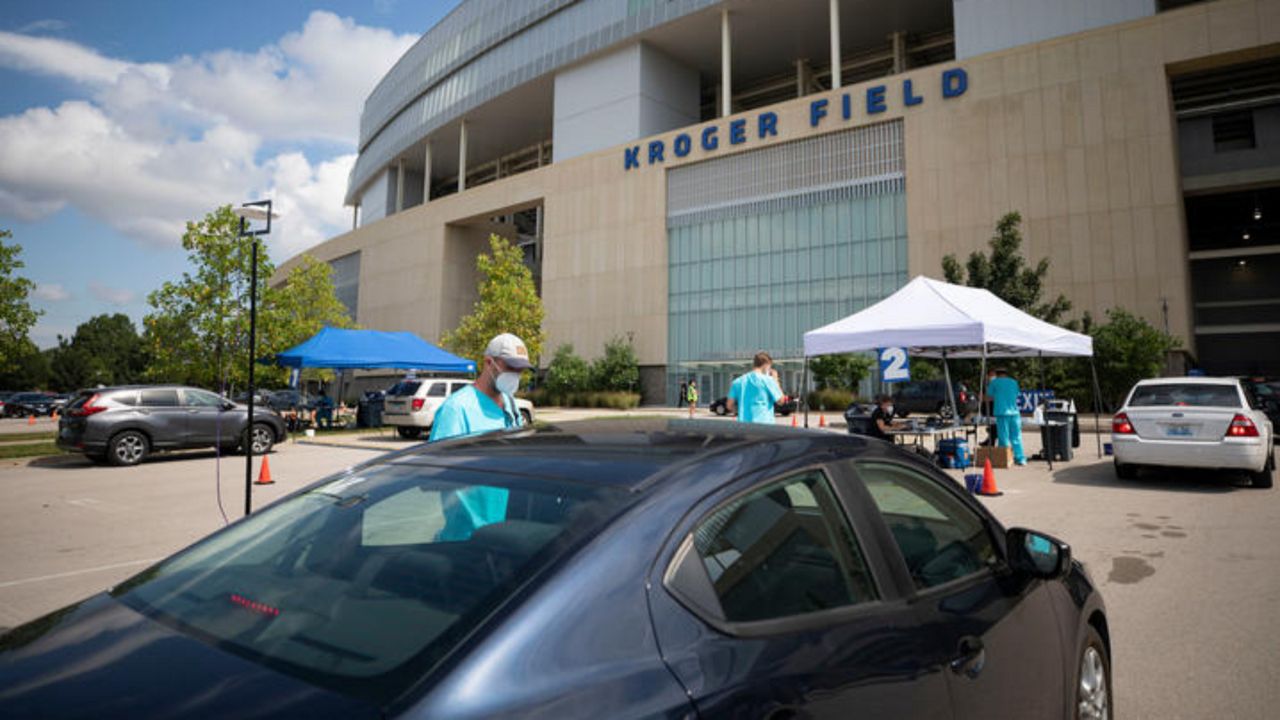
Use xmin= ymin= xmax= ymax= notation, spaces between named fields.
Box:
xmin=0 ymin=424 xmax=1277 ymax=718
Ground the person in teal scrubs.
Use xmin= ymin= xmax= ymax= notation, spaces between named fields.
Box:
xmin=429 ymin=333 xmax=530 ymax=539
xmin=986 ymin=368 xmax=1026 ymax=465
xmin=727 ymin=352 xmax=784 ymax=425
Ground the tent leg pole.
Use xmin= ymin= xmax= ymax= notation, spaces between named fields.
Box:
xmin=1091 ymin=357 xmax=1104 ymax=459
xmin=978 ymin=346 xmax=987 ymax=450
xmin=1039 ymin=351 xmax=1052 ymax=472
xmin=942 ymin=349 xmax=958 ymax=424
xmin=802 ymin=356 xmax=810 ymax=428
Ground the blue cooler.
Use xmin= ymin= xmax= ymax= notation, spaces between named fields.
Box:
xmin=936 ymin=438 xmax=970 ymax=469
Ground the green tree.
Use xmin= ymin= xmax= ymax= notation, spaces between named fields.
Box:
xmin=942 ymin=211 xmax=1072 ymax=323
xmin=544 ymin=344 xmax=591 ymax=394
xmin=809 ymin=353 xmax=874 ymax=391
xmin=0 ymin=339 xmax=50 ymax=390
xmin=443 ymin=235 xmax=545 ymax=367
xmin=1092 ymin=308 xmax=1180 ymax=410
xmin=260 ymin=254 xmax=356 ymax=386
xmin=143 ymin=206 xmax=274 ymax=390
xmin=48 ymin=313 xmax=147 ymax=391
xmin=590 ymin=336 xmax=640 ymax=392
xmin=0 ymin=230 xmax=43 ymax=373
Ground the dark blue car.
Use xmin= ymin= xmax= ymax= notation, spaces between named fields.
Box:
xmin=0 ymin=420 xmax=1111 ymax=719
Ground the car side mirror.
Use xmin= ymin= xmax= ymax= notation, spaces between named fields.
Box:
xmin=221 ymin=401 xmax=236 ymax=411
xmin=1006 ymin=527 xmax=1071 ymax=580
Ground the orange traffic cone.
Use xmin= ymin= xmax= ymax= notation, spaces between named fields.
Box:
xmin=791 ymin=415 xmax=797 ymax=428
xmin=818 ymin=414 xmax=826 ymax=428
xmin=255 ymin=456 xmax=275 ymax=485
xmin=27 ymin=415 xmax=36 ymax=426
xmin=976 ymin=458 xmax=1003 ymax=497
xmin=51 ymin=410 xmax=58 ymax=421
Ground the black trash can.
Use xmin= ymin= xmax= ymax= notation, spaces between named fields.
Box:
xmin=1045 ymin=400 xmax=1080 ymax=449
xmin=357 ymin=391 xmax=385 ymax=428
xmin=1040 ymin=421 xmax=1073 ymax=462
xmin=844 ymin=403 xmax=875 ymax=436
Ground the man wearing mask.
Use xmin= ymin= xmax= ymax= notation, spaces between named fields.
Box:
xmin=429 ymin=333 xmax=530 ymax=540
xmin=986 ymin=367 xmax=1027 ymax=466
xmin=867 ymin=394 xmax=901 ymax=441
xmin=429 ymin=332 xmax=530 ymax=442
xmin=726 ymin=352 xmax=784 ymax=425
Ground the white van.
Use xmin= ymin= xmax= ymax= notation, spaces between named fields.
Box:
xmin=383 ymin=377 xmax=535 ymax=439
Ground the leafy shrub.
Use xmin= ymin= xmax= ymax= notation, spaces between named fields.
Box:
xmin=519 ymin=389 xmax=640 ymax=409
xmin=807 ymin=388 xmax=856 ymax=411
xmin=590 ymin=336 xmax=639 ymax=392
xmin=544 ymin=344 xmax=591 ymax=394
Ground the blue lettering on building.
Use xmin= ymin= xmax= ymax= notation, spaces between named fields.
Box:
xmin=942 ymin=67 xmax=968 ymax=98
xmin=673 ymin=133 xmax=692 ymax=157
xmin=648 ymin=140 xmax=664 ymax=164
xmin=758 ymin=112 xmax=778 ymax=138
xmin=809 ymin=98 xmax=828 ymax=127
xmin=903 ymin=78 xmax=923 ymax=106
xmin=866 ymin=85 xmax=887 ymax=114
xmin=701 ymin=126 xmax=718 ymax=151
xmin=623 ymin=67 xmax=968 ymax=170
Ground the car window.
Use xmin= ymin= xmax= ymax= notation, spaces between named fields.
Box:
xmin=140 ymin=389 xmax=180 ymax=407
xmin=183 ymin=389 xmax=224 ymax=408
xmin=1128 ymin=383 xmax=1241 ymax=408
xmin=449 ymin=382 xmax=468 ymax=394
xmin=688 ymin=470 xmax=876 ymax=623
xmin=110 ymin=391 xmax=139 ymax=406
xmin=426 ymin=382 xmax=448 ymax=397
xmin=857 ymin=462 xmax=997 ymax=590
xmin=387 ymin=381 xmax=421 ymax=397
xmin=113 ymin=464 xmax=630 ymax=705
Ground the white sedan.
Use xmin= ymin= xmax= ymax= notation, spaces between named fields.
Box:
xmin=1111 ymin=377 xmax=1275 ymax=487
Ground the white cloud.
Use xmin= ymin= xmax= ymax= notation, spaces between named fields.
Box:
xmin=34 ymin=283 xmax=71 ymax=302
xmin=89 ymin=282 xmax=136 ymax=306
xmin=0 ymin=11 xmax=416 ymax=257
xmin=17 ymin=19 xmax=69 ymax=35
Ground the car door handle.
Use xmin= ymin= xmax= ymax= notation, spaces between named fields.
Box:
xmin=949 ymin=635 xmax=986 ymax=679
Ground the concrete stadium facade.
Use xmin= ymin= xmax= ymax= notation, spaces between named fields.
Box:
xmin=282 ymin=0 xmax=1280 ymax=401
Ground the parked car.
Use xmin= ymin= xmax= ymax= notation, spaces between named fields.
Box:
xmin=0 ymin=420 xmax=1110 ymax=719
xmin=1241 ymin=378 xmax=1280 ymax=427
xmin=708 ymin=394 xmax=799 ymax=417
xmin=1112 ymin=377 xmax=1275 ymax=487
xmin=891 ymin=380 xmax=978 ymax=418
xmin=0 ymin=391 xmax=12 ymax=416
xmin=233 ymin=389 xmax=276 ymax=408
xmin=383 ymin=377 xmax=535 ymax=439
xmin=265 ymin=389 xmax=315 ymax=413
xmin=2 ymin=392 xmax=59 ymax=417
xmin=56 ymin=385 xmax=288 ymax=466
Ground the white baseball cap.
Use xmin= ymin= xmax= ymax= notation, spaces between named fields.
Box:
xmin=485 ymin=333 xmax=532 ymax=369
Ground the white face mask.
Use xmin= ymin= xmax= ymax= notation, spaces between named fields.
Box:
xmin=495 ymin=370 xmax=521 ymax=395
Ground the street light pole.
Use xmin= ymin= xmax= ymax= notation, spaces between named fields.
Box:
xmin=233 ymin=200 xmax=276 ymax=517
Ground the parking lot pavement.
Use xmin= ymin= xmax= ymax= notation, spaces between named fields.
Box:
xmin=962 ymin=455 xmax=1280 ymax=720
xmin=0 ymin=442 xmax=381 ymax=630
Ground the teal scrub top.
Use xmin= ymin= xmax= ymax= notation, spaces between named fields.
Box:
xmin=428 ymin=385 xmax=523 ymax=540
xmin=986 ymin=376 xmax=1022 ymax=417
xmin=729 ymin=371 xmax=783 ymax=425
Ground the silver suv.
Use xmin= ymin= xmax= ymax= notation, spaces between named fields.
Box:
xmin=57 ymin=386 xmax=288 ymax=466
xmin=383 ymin=377 xmax=535 ymax=439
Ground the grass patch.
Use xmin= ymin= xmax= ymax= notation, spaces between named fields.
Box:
xmin=0 ymin=442 xmax=65 ymax=460
xmin=0 ymin=431 xmax=57 ymax=443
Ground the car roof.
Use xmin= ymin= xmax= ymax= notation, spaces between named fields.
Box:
xmin=384 ymin=419 xmax=872 ymax=491
xmin=1133 ymin=377 xmax=1241 ymax=387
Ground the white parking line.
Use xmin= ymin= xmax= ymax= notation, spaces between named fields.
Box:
xmin=0 ymin=558 xmax=162 ymax=589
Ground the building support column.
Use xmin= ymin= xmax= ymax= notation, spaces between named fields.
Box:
xmin=829 ymin=0 xmax=842 ymax=89
xmin=423 ymin=142 xmax=432 ymax=203
xmin=395 ymin=159 xmax=405 ymax=213
xmin=458 ymin=121 xmax=468 ymax=193
xmin=891 ymin=30 xmax=907 ymax=74
xmin=794 ymin=58 xmax=813 ymax=98
xmin=352 ymin=204 xmax=359 ymax=231
xmin=720 ymin=9 xmax=732 ymax=117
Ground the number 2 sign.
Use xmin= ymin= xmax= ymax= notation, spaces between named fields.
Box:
xmin=879 ymin=347 xmax=910 ymax=383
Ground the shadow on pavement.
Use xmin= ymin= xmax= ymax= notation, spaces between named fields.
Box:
xmin=1053 ymin=461 xmax=1253 ymax=494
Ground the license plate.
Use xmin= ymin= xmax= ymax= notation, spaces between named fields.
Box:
xmin=1165 ymin=424 xmax=1193 ymax=437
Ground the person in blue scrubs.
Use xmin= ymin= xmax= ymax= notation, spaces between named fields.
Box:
xmin=986 ymin=368 xmax=1026 ymax=465
xmin=429 ymin=333 xmax=530 ymax=539
xmin=726 ymin=352 xmax=784 ymax=425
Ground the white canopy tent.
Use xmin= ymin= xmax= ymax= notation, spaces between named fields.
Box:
xmin=802 ymin=275 xmax=1102 ymax=459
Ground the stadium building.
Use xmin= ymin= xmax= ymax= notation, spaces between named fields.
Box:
xmin=281 ymin=0 xmax=1280 ymax=401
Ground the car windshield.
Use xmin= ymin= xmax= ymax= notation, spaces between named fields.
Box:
xmin=1128 ymin=383 xmax=1242 ymax=408
xmin=112 ymin=460 xmax=630 ymax=704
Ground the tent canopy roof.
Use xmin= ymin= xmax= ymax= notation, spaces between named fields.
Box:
xmin=803 ymin=276 xmax=1092 ymax=358
xmin=274 ymin=327 xmax=476 ymax=372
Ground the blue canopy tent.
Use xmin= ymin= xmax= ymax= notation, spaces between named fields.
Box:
xmin=273 ymin=327 xmax=476 ymax=373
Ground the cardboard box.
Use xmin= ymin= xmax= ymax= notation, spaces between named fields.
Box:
xmin=975 ymin=446 xmax=1013 ymax=469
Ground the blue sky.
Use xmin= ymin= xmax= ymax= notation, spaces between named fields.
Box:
xmin=0 ymin=1 xmax=462 ymax=347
